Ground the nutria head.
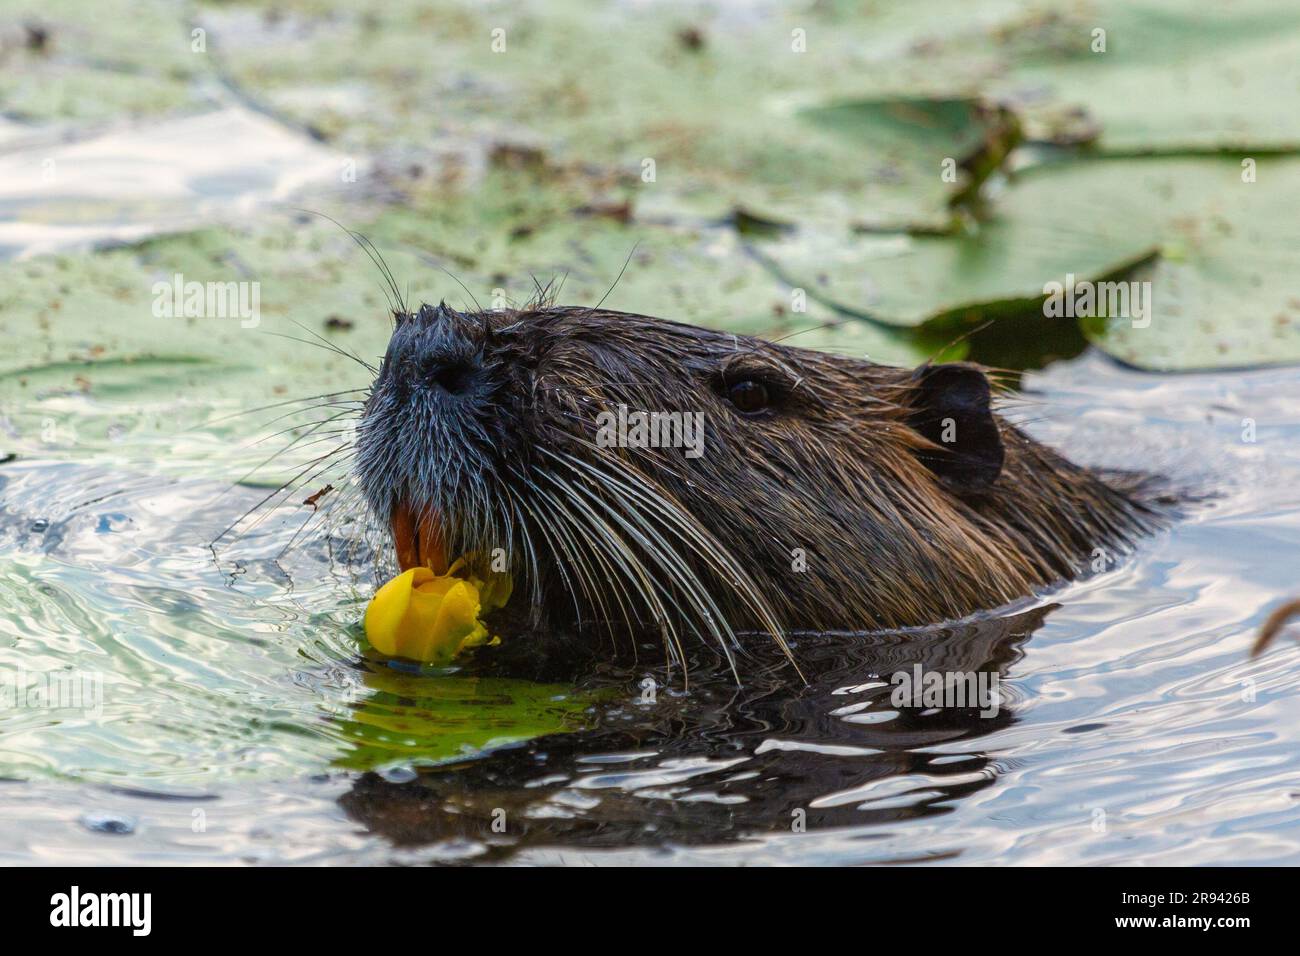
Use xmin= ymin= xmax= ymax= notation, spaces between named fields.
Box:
xmin=355 ymin=302 xmax=1160 ymax=663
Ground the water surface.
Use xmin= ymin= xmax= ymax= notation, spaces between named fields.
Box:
xmin=1 ymin=350 xmax=1297 ymax=865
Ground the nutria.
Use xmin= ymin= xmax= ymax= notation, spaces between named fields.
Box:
xmin=354 ymin=302 xmax=1163 ymax=666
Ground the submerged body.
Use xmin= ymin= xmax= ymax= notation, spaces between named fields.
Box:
xmin=354 ymin=303 xmax=1162 ymax=661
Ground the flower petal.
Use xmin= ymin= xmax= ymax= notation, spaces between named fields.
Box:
xmin=478 ymin=569 xmax=514 ymax=613
xmin=363 ymin=568 xmax=423 ymax=657
xmin=364 ymin=561 xmax=513 ymax=664
xmin=421 ymin=580 xmax=483 ymax=663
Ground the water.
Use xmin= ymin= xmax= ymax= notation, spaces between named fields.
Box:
xmin=0 ymin=106 xmax=347 ymax=260
xmin=1 ymin=349 xmax=1297 ymax=865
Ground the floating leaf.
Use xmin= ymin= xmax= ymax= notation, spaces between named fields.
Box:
xmin=753 ymin=154 xmax=1300 ymax=369
xmin=332 ymin=666 xmax=604 ymax=771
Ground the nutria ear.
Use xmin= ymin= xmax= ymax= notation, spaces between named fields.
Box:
xmin=905 ymin=363 xmax=1005 ymax=494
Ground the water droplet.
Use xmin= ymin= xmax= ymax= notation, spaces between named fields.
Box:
xmin=80 ymin=811 xmax=136 ymax=835
xmin=378 ymin=763 xmax=418 ymax=784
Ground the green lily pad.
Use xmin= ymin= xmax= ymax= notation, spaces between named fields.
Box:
xmin=981 ymin=0 xmax=1300 ymax=152
xmin=1 ymin=0 xmax=205 ymax=121
xmin=754 ymin=154 xmax=1300 ymax=370
xmin=330 ymin=664 xmax=604 ymax=771
xmin=192 ymin=0 xmax=1029 ymax=231
xmin=749 ymin=212 xmax=1157 ymax=328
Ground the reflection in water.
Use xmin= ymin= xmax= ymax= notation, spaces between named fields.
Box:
xmin=339 ymin=607 xmax=1047 ymax=859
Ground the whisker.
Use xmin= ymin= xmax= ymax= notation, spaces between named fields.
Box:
xmin=259 ymin=330 xmax=378 ymax=374
xmin=589 ymin=242 xmax=640 ymax=313
xmin=293 ymin=208 xmax=407 ymax=318
xmin=199 ymin=389 xmax=368 ymax=428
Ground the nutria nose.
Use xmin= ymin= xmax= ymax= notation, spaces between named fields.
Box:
xmin=390 ymin=302 xmax=486 ymax=398
xmin=424 ymin=356 xmax=476 ymax=395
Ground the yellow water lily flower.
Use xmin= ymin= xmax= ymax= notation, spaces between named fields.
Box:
xmin=364 ymin=558 xmax=512 ymax=664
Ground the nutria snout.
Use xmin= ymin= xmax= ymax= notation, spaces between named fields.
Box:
xmin=355 ymin=302 xmax=1163 ymax=660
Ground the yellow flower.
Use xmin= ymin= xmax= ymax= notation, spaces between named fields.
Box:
xmin=363 ymin=558 xmax=512 ymax=665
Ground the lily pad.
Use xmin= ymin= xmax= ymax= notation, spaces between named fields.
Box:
xmin=330 ymin=665 xmax=604 ymax=771
xmin=749 ymin=211 xmax=1157 ymax=327
xmin=753 ymin=154 xmax=1300 ymax=370
xmin=0 ymin=0 xmax=205 ymax=122
xmin=981 ymin=0 xmax=1300 ymax=152
xmin=193 ymin=0 xmax=1030 ymax=231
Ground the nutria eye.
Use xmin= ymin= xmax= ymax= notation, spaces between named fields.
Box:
xmin=728 ymin=380 xmax=769 ymax=414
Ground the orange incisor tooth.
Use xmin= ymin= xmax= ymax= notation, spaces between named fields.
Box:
xmin=417 ymin=508 xmax=448 ymax=575
xmin=390 ymin=502 xmax=448 ymax=573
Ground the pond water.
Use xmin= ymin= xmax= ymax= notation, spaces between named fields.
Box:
xmin=1 ymin=347 xmax=1297 ymax=865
